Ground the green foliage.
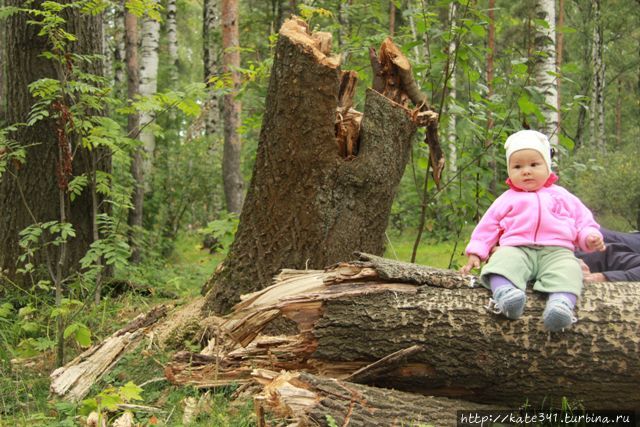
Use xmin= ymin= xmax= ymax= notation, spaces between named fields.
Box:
xmin=561 ymin=145 xmax=640 ymax=230
xmin=62 ymin=321 xmax=92 ymax=347
xmin=0 ymin=127 xmax=26 ymax=176
xmin=325 ymin=414 xmax=339 ymax=427
xmin=80 ymin=381 xmax=143 ymax=415
xmin=125 ymin=0 xmax=163 ymax=20
xmin=199 ymin=212 xmax=239 ymax=255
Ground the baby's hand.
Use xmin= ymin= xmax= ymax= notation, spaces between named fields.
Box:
xmin=460 ymin=255 xmax=481 ymax=275
xmin=583 ymin=272 xmax=607 ymax=282
xmin=586 ymin=233 xmax=605 ymax=252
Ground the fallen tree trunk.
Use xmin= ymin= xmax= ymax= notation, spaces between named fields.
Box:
xmin=169 ymin=255 xmax=640 ymax=410
xmin=50 ymin=305 xmax=168 ymax=401
xmin=253 ymin=369 xmax=502 ymax=426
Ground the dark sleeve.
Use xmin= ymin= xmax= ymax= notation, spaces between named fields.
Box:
xmin=600 ymin=246 xmax=640 ymax=282
xmin=601 ymin=228 xmax=640 ymax=253
xmin=603 ymin=269 xmax=640 ymax=282
xmin=578 ymin=243 xmax=640 ymax=282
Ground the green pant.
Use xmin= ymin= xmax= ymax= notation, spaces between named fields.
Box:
xmin=480 ymin=246 xmax=583 ymax=295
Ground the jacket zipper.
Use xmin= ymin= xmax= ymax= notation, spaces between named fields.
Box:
xmin=533 ymin=192 xmax=541 ymax=242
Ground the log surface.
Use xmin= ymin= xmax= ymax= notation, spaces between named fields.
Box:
xmin=255 ymin=370 xmax=502 ymax=427
xmin=227 ymin=263 xmax=640 ymax=410
xmin=170 ymin=259 xmax=640 ymax=411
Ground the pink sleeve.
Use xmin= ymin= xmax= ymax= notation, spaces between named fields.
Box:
xmin=571 ymin=195 xmax=602 ymax=252
xmin=465 ymin=198 xmax=505 ymax=261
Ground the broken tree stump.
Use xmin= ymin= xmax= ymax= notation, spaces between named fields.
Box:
xmin=253 ymin=369 xmax=502 ymax=426
xmin=202 ymin=17 xmax=432 ymax=314
xmin=174 ymin=255 xmax=640 ymax=410
xmin=50 ymin=305 xmax=168 ymax=401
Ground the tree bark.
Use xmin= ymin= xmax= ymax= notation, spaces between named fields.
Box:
xmin=0 ymin=0 xmax=6 ymax=122
xmin=113 ymin=1 xmax=127 ymax=98
xmin=590 ymin=0 xmax=605 ymax=152
xmin=535 ymin=0 xmax=559 ymax=146
xmin=203 ymin=0 xmax=221 ymax=141
xmin=201 ymin=19 xmax=420 ymax=314
xmin=166 ymin=0 xmax=179 ymax=87
xmin=254 ymin=370 xmax=502 ymax=427
xmin=125 ymin=8 xmax=143 ymax=263
xmin=447 ymin=1 xmax=458 ymax=175
xmin=221 ymin=0 xmax=244 ymax=214
xmin=193 ymin=256 xmax=640 ymax=410
xmin=0 ymin=1 xmax=108 ymax=283
xmin=556 ymin=0 xmax=564 ymax=138
xmin=139 ymin=6 xmax=160 ymax=181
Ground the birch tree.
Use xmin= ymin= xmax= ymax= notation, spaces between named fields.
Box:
xmin=166 ymin=0 xmax=178 ymax=87
xmin=113 ymin=2 xmax=126 ymax=93
xmin=139 ymin=5 xmax=161 ymax=181
xmin=221 ymin=0 xmax=244 ymax=214
xmin=534 ymin=0 xmax=559 ymax=146
xmin=126 ymin=6 xmax=143 ymax=263
xmin=556 ymin=0 xmax=564 ymax=137
xmin=590 ymin=0 xmax=606 ymax=151
xmin=446 ymin=1 xmax=458 ymax=174
xmin=203 ymin=0 xmax=221 ymax=140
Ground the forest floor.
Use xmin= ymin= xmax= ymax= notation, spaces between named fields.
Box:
xmin=0 ymin=230 xmax=466 ymax=426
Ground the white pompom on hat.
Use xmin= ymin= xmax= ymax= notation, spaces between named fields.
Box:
xmin=504 ymin=130 xmax=552 ymax=172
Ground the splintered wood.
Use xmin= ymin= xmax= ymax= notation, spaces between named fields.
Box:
xmin=164 ymin=263 xmax=420 ymax=389
xmin=336 ymin=71 xmax=362 ymax=158
xmin=50 ymin=305 xmax=168 ymax=401
xmin=252 ymin=370 xmax=502 ymax=427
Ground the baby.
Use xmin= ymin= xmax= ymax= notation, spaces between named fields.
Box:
xmin=460 ymin=130 xmax=605 ymax=331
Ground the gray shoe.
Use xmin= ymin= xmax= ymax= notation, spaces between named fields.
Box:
xmin=543 ymin=297 xmax=577 ymax=332
xmin=487 ymin=286 xmax=527 ymax=320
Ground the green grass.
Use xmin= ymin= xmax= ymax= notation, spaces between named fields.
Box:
xmin=122 ymin=231 xmax=225 ymax=299
xmin=0 ymin=230 xmax=468 ymax=426
xmin=385 ymin=229 xmax=469 ymax=270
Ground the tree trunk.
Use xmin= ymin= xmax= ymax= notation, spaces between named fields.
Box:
xmin=254 ymin=370 xmax=502 ymax=426
xmin=534 ymin=0 xmax=558 ymax=146
xmin=556 ymin=0 xmax=564 ymax=138
xmin=221 ymin=0 xmax=244 ymax=214
xmin=486 ymin=0 xmax=497 ymax=193
xmin=447 ymin=1 xmax=458 ymax=175
xmin=190 ymin=255 xmax=640 ymax=411
xmin=203 ymin=0 xmax=221 ymax=150
xmin=0 ymin=0 xmax=6 ymax=122
xmin=590 ymin=0 xmax=605 ymax=152
xmin=202 ymin=19 xmax=421 ymax=314
xmin=0 ymin=1 xmax=108 ymax=283
xmin=139 ymin=7 xmax=160 ymax=181
xmin=166 ymin=0 xmax=178 ymax=87
xmin=389 ymin=1 xmax=396 ymax=37
xmin=125 ymin=7 xmax=143 ymax=263
xmin=616 ymin=79 xmax=622 ymax=146
xmin=337 ymin=0 xmax=352 ymax=64
xmin=113 ymin=1 xmax=127 ymax=98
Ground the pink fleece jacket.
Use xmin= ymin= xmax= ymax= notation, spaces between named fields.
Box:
xmin=465 ymin=180 xmax=602 ymax=261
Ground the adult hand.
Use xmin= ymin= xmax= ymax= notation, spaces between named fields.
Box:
xmin=460 ymin=254 xmax=481 ymax=275
xmin=578 ymin=259 xmax=591 ymax=274
xmin=586 ymin=233 xmax=606 ymax=252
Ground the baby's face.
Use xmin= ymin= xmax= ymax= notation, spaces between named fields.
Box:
xmin=508 ymin=149 xmax=549 ymax=192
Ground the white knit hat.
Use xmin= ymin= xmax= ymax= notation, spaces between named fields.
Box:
xmin=504 ymin=130 xmax=552 ymax=172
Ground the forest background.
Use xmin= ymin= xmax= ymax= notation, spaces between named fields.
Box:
xmin=0 ymin=0 xmax=639 ymax=425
